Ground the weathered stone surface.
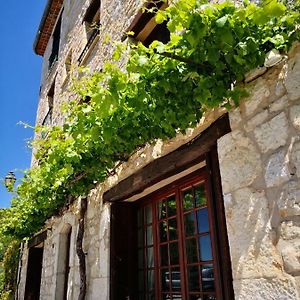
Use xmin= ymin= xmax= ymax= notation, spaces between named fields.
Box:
xmin=278 ymin=220 xmax=300 ymax=274
xmin=244 ymin=78 xmax=270 ymax=117
xmin=89 ymin=278 xmax=109 ymax=300
xmin=275 ymin=80 xmax=286 ymax=98
xmin=278 ymin=182 xmax=300 ymax=217
xmin=290 ymin=104 xmax=300 ymax=131
xmin=226 ymin=188 xmax=282 ymax=280
xmin=223 ymin=193 xmax=233 ymax=218
xmin=245 ymin=66 xmax=267 ymax=83
xmin=285 ymin=49 xmax=300 ymax=101
xmin=291 ymin=142 xmax=300 ymax=178
xmin=229 ymin=107 xmax=242 ymax=130
xmin=245 ymin=109 xmax=268 ymax=132
xmin=280 ymin=220 xmax=300 ymax=241
xmin=233 ymin=277 xmax=299 ymax=300
xmin=218 ymin=131 xmax=262 ymax=193
xmin=265 ymin=149 xmax=290 ymax=188
xmin=254 ymin=112 xmax=289 ymax=153
xmin=87 ymin=203 xmax=96 ymax=219
xmin=269 ymin=95 xmax=288 ymax=112
xmin=280 ymin=243 xmax=300 ymax=274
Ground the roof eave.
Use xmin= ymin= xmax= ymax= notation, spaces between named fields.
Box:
xmin=33 ymin=0 xmax=63 ymax=56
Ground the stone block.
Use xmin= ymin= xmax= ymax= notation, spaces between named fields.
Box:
xmin=275 ymin=81 xmax=286 ymax=98
xmin=229 ymin=107 xmax=242 ymax=130
xmin=265 ymin=149 xmax=290 ymax=188
xmin=281 ymin=244 xmax=300 ymax=275
xmin=280 ymin=221 xmax=300 ymax=241
xmin=245 ymin=109 xmax=268 ymax=132
xmin=245 ymin=66 xmax=267 ymax=83
xmin=254 ymin=112 xmax=289 ymax=153
xmin=89 ymin=259 xmax=101 ymax=278
xmin=223 ymin=193 xmax=233 ymax=218
xmin=269 ymin=95 xmax=288 ymax=113
xmin=218 ymin=131 xmax=262 ymax=193
xmin=87 ymin=204 xmax=97 ymax=219
xmin=290 ymin=104 xmax=300 ymax=131
xmin=89 ymin=278 xmax=109 ymax=300
xmin=291 ymin=141 xmax=300 ymax=178
xmin=244 ymin=78 xmax=270 ymax=117
xmin=277 ymin=182 xmax=300 ymax=217
xmin=285 ymin=50 xmax=300 ymax=101
xmin=233 ymin=277 xmax=298 ymax=300
xmin=226 ymin=188 xmax=282 ymax=280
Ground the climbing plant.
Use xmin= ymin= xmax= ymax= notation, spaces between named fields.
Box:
xmin=0 ymin=240 xmax=20 ymax=300
xmin=1 ymin=0 xmax=300 ymax=239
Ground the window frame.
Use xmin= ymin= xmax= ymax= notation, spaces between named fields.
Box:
xmin=48 ymin=8 xmax=63 ymax=71
xmin=42 ymin=82 xmax=55 ymax=127
xmin=135 ymin=167 xmax=222 ymax=299
xmin=78 ymin=0 xmax=101 ymax=64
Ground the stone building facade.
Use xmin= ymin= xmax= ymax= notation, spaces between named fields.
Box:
xmin=16 ymin=0 xmax=300 ymax=299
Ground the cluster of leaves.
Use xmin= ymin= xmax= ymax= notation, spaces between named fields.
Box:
xmin=0 ymin=211 xmax=19 ymax=299
xmin=1 ymin=0 xmax=299 ymax=239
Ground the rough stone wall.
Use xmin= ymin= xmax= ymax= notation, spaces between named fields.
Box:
xmin=19 ymin=0 xmax=300 ymax=298
xmin=39 ymin=212 xmax=77 ymax=300
xmin=218 ymin=43 xmax=300 ymax=299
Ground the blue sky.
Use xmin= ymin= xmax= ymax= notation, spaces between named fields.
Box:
xmin=0 ymin=1 xmax=47 ymax=208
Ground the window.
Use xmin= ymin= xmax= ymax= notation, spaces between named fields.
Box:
xmin=125 ymin=0 xmax=170 ymax=47
xmin=78 ymin=0 xmax=100 ymax=64
xmin=136 ymin=171 xmax=217 ymax=299
xmin=49 ymin=10 xmax=63 ymax=70
xmin=42 ymin=82 xmax=55 ymax=127
xmin=109 ymin=116 xmax=234 ymax=300
xmin=41 ymin=82 xmax=55 ymax=139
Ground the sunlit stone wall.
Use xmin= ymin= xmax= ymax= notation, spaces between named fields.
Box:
xmin=218 ymin=43 xmax=300 ymax=299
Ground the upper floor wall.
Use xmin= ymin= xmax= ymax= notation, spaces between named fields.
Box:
xmin=35 ymin=0 xmax=142 ymax=130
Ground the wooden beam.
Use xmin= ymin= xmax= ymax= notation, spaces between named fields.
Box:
xmin=28 ymin=230 xmax=48 ymax=249
xmin=103 ymin=114 xmax=230 ymax=202
xmin=122 ymin=0 xmax=166 ymax=41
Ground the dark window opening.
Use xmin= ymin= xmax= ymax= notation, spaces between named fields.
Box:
xmin=41 ymin=82 xmax=55 ymax=139
xmin=49 ymin=10 xmax=63 ymax=70
xmin=42 ymin=82 xmax=55 ymax=128
xmin=78 ymin=0 xmax=101 ymax=64
xmin=24 ymin=233 xmax=46 ymax=300
xmin=125 ymin=1 xmax=170 ymax=47
xmin=143 ymin=21 xmax=170 ymax=47
xmin=24 ymin=247 xmax=44 ymax=300
xmin=110 ymin=203 xmax=138 ymax=300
